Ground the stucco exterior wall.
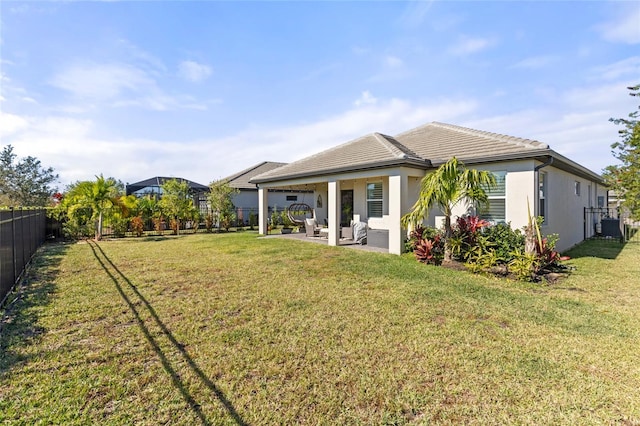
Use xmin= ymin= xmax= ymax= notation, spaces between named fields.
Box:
xmin=541 ymin=166 xmax=607 ymax=252
xmin=232 ymin=189 xmax=313 ymax=211
xmin=256 ymin=161 xmax=603 ymax=254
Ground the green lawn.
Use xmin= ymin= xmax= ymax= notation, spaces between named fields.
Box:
xmin=1 ymin=233 xmax=639 ymax=425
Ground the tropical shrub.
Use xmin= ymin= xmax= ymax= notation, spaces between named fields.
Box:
xmin=111 ymin=216 xmax=129 ymax=238
xmin=413 ymin=234 xmax=444 ymax=265
xmin=508 ymin=248 xmax=539 ymax=281
xmin=481 ymin=223 xmax=525 ymax=262
xmin=220 ymin=211 xmax=236 ymax=232
xmin=406 ymin=225 xmax=441 ymax=252
xmin=130 ymin=216 xmax=144 ymax=237
xmin=249 ymin=211 xmax=257 ymax=230
xmin=205 ymin=213 xmax=215 ymax=232
xmin=153 ymin=217 xmax=164 ymax=235
xmin=169 ymin=218 xmax=179 ymax=234
xmin=450 ymin=215 xmax=490 ymax=261
xmin=535 ymin=234 xmax=569 ymax=271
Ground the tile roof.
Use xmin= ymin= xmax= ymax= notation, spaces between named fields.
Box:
xmin=223 ymin=161 xmax=287 ymax=189
xmin=250 ymin=121 xmax=602 ymax=184
xmin=252 ymin=132 xmax=428 ymax=183
xmin=395 ymin=122 xmax=548 ymax=164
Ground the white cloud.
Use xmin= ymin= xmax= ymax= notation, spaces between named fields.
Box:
xmin=50 ymin=62 xmax=208 ymax=111
xmin=466 ymin=82 xmax=638 ymax=174
xmin=353 ymin=91 xmax=377 ymax=107
xmin=449 ymin=36 xmax=496 ymax=56
xmin=1 ymin=95 xmax=478 ymax=186
xmin=396 ymin=0 xmax=435 ymax=28
xmin=4 ymin=80 xmax=632 ymax=187
xmin=592 ymin=56 xmax=640 ymax=81
xmin=597 ymin=5 xmax=640 ymax=44
xmin=511 ymin=55 xmax=557 ymax=69
xmin=51 ymin=62 xmax=154 ymax=100
xmin=178 ymin=60 xmax=212 ymax=83
xmin=384 ymin=55 xmax=404 ymax=68
xmin=0 ymin=112 xmax=29 ymax=138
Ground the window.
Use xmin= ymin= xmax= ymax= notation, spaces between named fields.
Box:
xmin=539 ymin=172 xmax=547 ymax=223
xmin=597 ymin=195 xmax=605 ymax=208
xmin=366 ymin=182 xmax=383 ymax=218
xmin=478 ymin=172 xmax=506 ymax=223
xmin=575 ymin=181 xmax=581 ymax=196
xmin=286 ymin=195 xmax=298 ymax=202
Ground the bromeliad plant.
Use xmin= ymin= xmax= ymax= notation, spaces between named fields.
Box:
xmin=414 ymin=234 xmax=444 ymax=265
xmin=407 ymin=226 xmax=445 ymax=265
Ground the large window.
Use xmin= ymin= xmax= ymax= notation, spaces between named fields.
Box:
xmin=479 ymin=171 xmax=506 ymax=223
xmin=366 ymin=182 xmax=383 ymax=218
xmin=539 ymin=172 xmax=547 ymax=223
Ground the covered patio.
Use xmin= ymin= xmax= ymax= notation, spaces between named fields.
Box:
xmin=259 ymin=230 xmax=389 ymax=253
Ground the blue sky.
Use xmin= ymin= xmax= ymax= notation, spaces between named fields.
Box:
xmin=1 ymin=1 xmax=639 ymax=188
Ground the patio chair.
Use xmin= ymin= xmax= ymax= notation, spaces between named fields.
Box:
xmin=305 ymin=218 xmax=322 ymax=237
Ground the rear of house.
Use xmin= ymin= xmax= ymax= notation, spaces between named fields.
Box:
xmin=251 ymin=122 xmax=606 ymax=254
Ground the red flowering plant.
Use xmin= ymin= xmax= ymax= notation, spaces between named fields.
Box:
xmin=450 ymin=215 xmax=490 ymax=261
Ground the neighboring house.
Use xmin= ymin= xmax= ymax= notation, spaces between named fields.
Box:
xmin=250 ymin=122 xmax=606 ymax=254
xmin=125 ymin=176 xmax=210 ymax=213
xmin=224 ymin=161 xmax=314 ymax=220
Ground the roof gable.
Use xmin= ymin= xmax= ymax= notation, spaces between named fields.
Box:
xmin=223 ymin=161 xmax=287 ymax=189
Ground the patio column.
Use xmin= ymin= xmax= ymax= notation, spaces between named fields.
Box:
xmin=328 ymin=180 xmax=340 ymax=246
xmin=388 ymin=175 xmax=406 ymax=255
xmin=258 ymin=187 xmax=268 ymax=235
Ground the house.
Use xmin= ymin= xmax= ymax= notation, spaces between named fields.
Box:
xmin=223 ymin=161 xmax=314 ymax=224
xmin=250 ymin=122 xmax=607 ymax=254
xmin=125 ymin=176 xmax=210 ymax=213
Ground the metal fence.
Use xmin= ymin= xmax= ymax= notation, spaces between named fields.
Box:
xmin=0 ymin=208 xmax=47 ymax=306
xmin=584 ymin=207 xmax=640 ymax=243
xmin=90 ymin=207 xmax=265 ymax=238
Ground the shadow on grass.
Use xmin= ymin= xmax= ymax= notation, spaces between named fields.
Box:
xmin=0 ymin=242 xmax=69 ymax=374
xmin=565 ymin=239 xmax=627 ymax=260
xmin=87 ymin=241 xmax=247 ymax=426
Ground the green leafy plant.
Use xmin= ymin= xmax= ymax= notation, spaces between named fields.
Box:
xmin=451 ymin=215 xmax=490 ymax=261
xmin=249 ymin=211 xmax=257 ymax=230
xmin=402 ymin=157 xmax=497 ymax=262
xmin=508 ymin=248 xmax=540 ymax=281
xmin=111 ymin=216 xmax=129 ymax=238
xmin=220 ymin=211 xmax=236 ymax=232
xmin=481 ymin=223 xmax=525 ymax=262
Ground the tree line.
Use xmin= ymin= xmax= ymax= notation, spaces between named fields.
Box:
xmin=51 ymin=176 xmax=240 ymax=240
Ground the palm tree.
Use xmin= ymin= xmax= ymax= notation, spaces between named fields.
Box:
xmin=87 ymin=175 xmax=120 ymax=241
xmin=402 ymin=157 xmax=496 ymax=262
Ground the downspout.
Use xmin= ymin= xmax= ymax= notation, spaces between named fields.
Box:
xmin=534 ymin=156 xmax=554 ymax=172
xmin=534 ymin=156 xmax=553 ymax=224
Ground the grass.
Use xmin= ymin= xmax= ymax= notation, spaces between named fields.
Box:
xmin=1 ymin=233 xmax=639 ymax=425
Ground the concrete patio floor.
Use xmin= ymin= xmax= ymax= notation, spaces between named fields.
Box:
xmin=259 ymin=231 xmax=389 ymax=254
